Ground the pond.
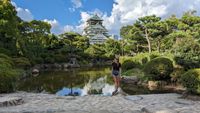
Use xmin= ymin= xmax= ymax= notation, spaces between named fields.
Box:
xmin=17 ymin=67 xmax=116 ymax=96
xmin=17 ymin=67 xmax=175 ymax=96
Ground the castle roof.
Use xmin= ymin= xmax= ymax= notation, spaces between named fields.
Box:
xmin=87 ymin=14 xmax=103 ymax=21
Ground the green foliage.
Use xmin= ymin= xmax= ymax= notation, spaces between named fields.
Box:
xmin=122 ymin=60 xmax=137 ymax=71
xmin=0 ymin=47 xmax=12 ymax=55
xmin=143 ymin=57 xmax=173 ymax=81
xmin=104 ymin=39 xmax=121 ymax=58
xmin=54 ymin=54 xmax=67 ymax=63
xmin=170 ymin=68 xmax=185 ymax=83
xmin=181 ymin=69 xmax=200 ymax=94
xmin=13 ymin=57 xmax=31 ymax=69
xmin=84 ymin=43 xmax=106 ymax=59
xmin=44 ymin=56 xmax=55 ymax=64
xmin=122 ymin=68 xmax=145 ymax=78
xmin=0 ymin=0 xmax=19 ymax=55
xmin=172 ymin=37 xmax=200 ymax=70
xmin=0 ymin=54 xmax=22 ymax=93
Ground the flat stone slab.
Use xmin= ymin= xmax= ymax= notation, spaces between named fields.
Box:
xmin=0 ymin=92 xmax=200 ymax=113
xmin=0 ymin=96 xmax=24 ymax=107
xmin=124 ymin=96 xmax=143 ymax=101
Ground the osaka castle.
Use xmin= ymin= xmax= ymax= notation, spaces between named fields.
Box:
xmin=83 ymin=14 xmax=109 ymax=44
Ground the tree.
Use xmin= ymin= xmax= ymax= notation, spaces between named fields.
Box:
xmin=104 ymin=39 xmax=121 ymax=58
xmin=17 ymin=20 xmax=51 ymax=64
xmin=0 ymin=0 xmax=20 ymax=55
xmin=59 ymin=32 xmax=89 ymax=59
xmin=133 ymin=15 xmax=161 ymax=53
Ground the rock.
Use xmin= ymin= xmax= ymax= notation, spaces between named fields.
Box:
xmin=121 ymin=76 xmax=139 ymax=84
xmin=32 ymin=68 xmax=39 ymax=74
xmin=0 ymin=97 xmax=24 ymax=107
xmin=148 ymin=81 xmax=158 ymax=90
xmin=148 ymin=81 xmax=167 ymax=90
xmin=63 ymin=63 xmax=69 ymax=68
xmin=155 ymin=109 xmax=178 ymax=113
xmin=53 ymin=63 xmax=62 ymax=69
xmin=68 ymin=64 xmax=80 ymax=68
xmin=124 ymin=96 xmax=143 ymax=101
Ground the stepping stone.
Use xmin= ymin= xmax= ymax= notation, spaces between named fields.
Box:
xmin=0 ymin=96 xmax=24 ymax=107
xmin=175 ymin=100 xmax=194 ymax=105
xmin=124 ymin=96 xmax=143 ymax=101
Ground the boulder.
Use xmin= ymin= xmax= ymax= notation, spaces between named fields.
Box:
xmin=62 ymin=63 xmax=69 ymax=68
xmin=0 ymin=97 xmax=24 ymax=107
xmin=53 ymin=63 xmax=62 ymax=69
xmin=32 ymin=68 xmax=39 ymax=74
xmin=121 ymin=76 xmax=139 ymax=84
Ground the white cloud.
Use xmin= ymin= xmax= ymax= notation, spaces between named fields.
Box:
xmin=11 ymin=1 xmax=33 ymax=21
xmin=101 ymin=0 xmax=200 ymax=36
xmin=64 ymin=25 xmax=74 ymax=32
xmin=69 ymin=0 xmax=82 ymax=12
xmin=43 ymin=19 xmax=65 ymax=34
xmin=39 ymin=0 xmax=200 ymax=36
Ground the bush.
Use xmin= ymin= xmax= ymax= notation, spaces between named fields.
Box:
xmin=181 ymin=69 xmax=200 ymax=94
xmin=170 ymin=68 xmax=185 ymax=83
xmin=34 ymin=57 xmax=43 ymax=64
xmin=0 ymin=47 xmax=11 ymax=55
xmin=13 ymin=57 xmax=31 ymax=69
xmin=122 ymin=60 xmax=137 ymax=70
xmin=54 ymin=54 xmax=67 ymax=63
xmin=122 ymin=68 xmax=146 ymax=81
xmin=143 ymin=57 xmax=173 ymax=81
xmin=0 ymin=54 xmax=22 ymax=93
xmin=120 ymin=52 xmax=175 ymax=70
xmin=44 ymin=57 xmax=55 ymax=63
xmin=172 ymin=37 xmax=200 ymax=70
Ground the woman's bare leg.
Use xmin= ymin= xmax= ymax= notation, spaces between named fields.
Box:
xmin=116 ymin=76 xmax=120 ymax=89
xmin=113 ymin=76 xmax=118 ymax=91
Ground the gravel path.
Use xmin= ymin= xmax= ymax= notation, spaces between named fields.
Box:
xmin=0 ymin=92 xmax=200 ymax=113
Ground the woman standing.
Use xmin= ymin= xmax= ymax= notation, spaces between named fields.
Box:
xmin=111 ymin=58 xmax=121 ymax=95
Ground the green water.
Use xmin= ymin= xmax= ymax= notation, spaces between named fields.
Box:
xmin=17 ymin=67 xmax=175 ymax=96
xmin=17 ymin=67 xmax=116 ymax=96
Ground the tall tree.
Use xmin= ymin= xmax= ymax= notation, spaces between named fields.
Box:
xmin=134 ymin=15 xmax=161 ymax=53
xmin=0 ymin=0 xmax=20 ymax=55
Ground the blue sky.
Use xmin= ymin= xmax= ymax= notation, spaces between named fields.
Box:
xmin=12 ymin=0 xmax=200 ymax=36
xmin=12 ymin=0 xmax=114 ymax=26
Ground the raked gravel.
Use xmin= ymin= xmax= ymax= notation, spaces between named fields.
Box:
xmin=0 ymin=92 xmax=200 ymax=113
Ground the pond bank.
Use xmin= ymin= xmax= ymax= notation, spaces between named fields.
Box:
xmin=0 ymin=92 xmax=200 ymax=113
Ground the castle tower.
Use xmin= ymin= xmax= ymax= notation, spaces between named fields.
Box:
xmin=83 ymin=14 xmax=109 ymax=44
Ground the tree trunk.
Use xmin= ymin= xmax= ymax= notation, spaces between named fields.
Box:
xmin=156 ymin=37 xmax=161 ymax=53
xmin=157 ymin=40 xmax=160 ymax=52
xmin=145 ymin=28 xmax=151 ymax=53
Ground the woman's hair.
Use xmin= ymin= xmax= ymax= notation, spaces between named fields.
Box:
xmin=114 ymin=58 xmax=119 ymax=62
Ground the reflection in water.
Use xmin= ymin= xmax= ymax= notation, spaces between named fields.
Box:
xmin=56 ymin=76 xmax=115 ymax=96
xmin=17 ymin=67 xmax=115 ymax=96
xmin=56 ymin=87 xmax=82 ymax=96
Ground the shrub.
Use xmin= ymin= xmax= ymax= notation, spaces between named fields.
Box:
xmin=0 ymin=54 xmax=22 ymax=93
xmin=44 ymin=57 xmax=55 ymax=63
xmin=170 ymin=68 xmax=185 ymax=83
xmin=122 ymin=60 xmax=137 ymax=71
xmin=0 ymin=47 xmax=11 ymax=55
xmin=34 ymin=57 xmax=43 ymax=64
xmin=172 ymin=37 xmax=200 ymax=70
xmin=120 ymin=52 xmax=175 ymax=70
xmin=13 ymin=57 xmax=31 ymax=69
xmin=122 ymin=68 xmax=146 ymax=81
xmin=54 ymin=54 xmax=67 ymax=63
xmin=181 ymin=69 xmax=200 ymax=94
xmin=143 ymin=57 xmax=173 ymax=81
